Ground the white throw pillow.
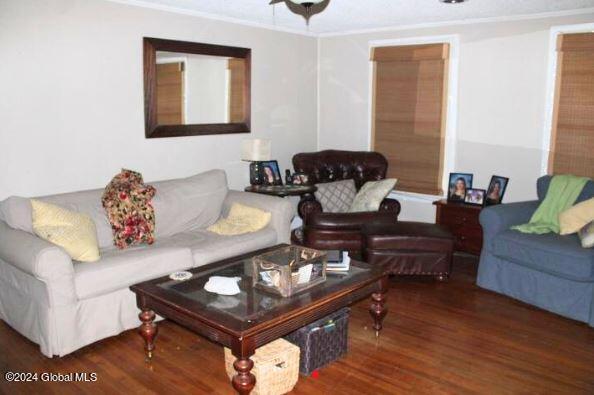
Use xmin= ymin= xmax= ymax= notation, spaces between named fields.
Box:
xmin=314 ymin=179 xmax=357 ymax=213
xmin=349 ymin=179 xmax=397 ymax=213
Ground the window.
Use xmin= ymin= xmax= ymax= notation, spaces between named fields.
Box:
xmin=549 ymin=32 xmax=594 ymax=177
xmin=371 ymin=43 xmax=450 ymax=196
xmin=228 ymin=58 xmax=246 ymax=123
xmin=156 ymin=61 xmax=185 ymax=125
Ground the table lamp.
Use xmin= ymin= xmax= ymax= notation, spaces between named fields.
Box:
xmin=241 ymin=139 xmax=271 ymax=185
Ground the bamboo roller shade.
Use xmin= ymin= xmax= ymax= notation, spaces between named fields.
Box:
xmin=228 ymin=58 xmax=246 ymax=123
xmin=549 ymin=33 xmax=594 ymax=178
xmin=371 ymin=44 xmax=450 ymax=195
xmin=156 ymin=62 xmax=184 ymax=125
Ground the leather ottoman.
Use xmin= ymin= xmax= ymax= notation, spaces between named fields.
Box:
xmin=362 ymin=222 xmax=455 ymax=281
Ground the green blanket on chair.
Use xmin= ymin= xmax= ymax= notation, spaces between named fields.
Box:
xmin=512 ymin=175 xmax=589 ymax=234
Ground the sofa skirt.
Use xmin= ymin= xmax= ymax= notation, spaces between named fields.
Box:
xmin=477 ymin=251 xmax=594 ymax=327
xmin=0 ymin=259 xmax=156 ymax=357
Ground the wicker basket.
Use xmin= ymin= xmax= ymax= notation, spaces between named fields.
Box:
xmin=284 ymin=308 xmax=349 ymax=375
xmin=224 ymin=338 xmax=300 ymax=395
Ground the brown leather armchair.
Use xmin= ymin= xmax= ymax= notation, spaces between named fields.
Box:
xmin=291 ymin=150 xmax=401 ymax=252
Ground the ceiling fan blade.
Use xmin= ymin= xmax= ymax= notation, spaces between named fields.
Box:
xmin=269 ymin=0 xmax=285 ymax=4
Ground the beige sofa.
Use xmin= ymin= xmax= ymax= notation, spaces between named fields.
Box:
xmin=0 ymin=169 xmax=294 ymax=357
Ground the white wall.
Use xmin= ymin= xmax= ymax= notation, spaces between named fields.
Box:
xmin=318 ymin=13 xmax=594 ymax=222
xmin=0 ymin=0 xmax=318 ymax=200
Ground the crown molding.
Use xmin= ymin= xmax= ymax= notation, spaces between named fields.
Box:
xmin=104 ymin=0 xmax=318 ymax=37
xmin=104 ymin=0 xmax=594 ymax=39
xmin=317 ymin=7 xmax=594 ymax=38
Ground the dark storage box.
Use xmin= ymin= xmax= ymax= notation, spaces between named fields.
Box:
xmin=284 ymin=308 xmax=349 ymax=375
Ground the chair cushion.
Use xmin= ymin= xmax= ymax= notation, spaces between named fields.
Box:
xmin=74 ymin=245 xmax=194 ymax=299
xmin=363 ymin=222 xmax=454 ymax=252
xmin=493 ymin=230 xmax=594 ymax=281
xmin=157 ymin=228 xmax=277 ymax=267
xmin=307 ymin=211 xmax=397 ymax=230
xmin=314 ymin=179 xmax=357 ymax=213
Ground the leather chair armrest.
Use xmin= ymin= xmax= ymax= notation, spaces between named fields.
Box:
xmin=379 ymin=197 xmax=401 ymax=217
xmin=306 ymin=211 xmax=397 ymax=231
xmin=297 ymin=199 xmax=322 ymax=221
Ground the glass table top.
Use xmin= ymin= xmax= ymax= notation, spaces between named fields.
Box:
xmin=156 ymin=257 xmax=373 ymax=324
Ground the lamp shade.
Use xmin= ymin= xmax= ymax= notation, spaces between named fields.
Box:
xmin=241 ymin=139 xmax=271 ymax=161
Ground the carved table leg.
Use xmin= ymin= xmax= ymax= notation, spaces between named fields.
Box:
xmin=138 ymin=309 xmax=158 ymax=361
xmin=232 ymin=357 xmax=256 ymax=394
xmin=369 ymin=275 xmax=388 ymax=337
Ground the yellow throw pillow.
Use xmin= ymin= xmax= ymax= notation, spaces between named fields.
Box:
xmin=31 ymin=199 xmax=100 ymax=262
xmin=559 ymin=198 xmax=594 ymax=235
xmin=208 ymin=203 xmax=271 ymax=236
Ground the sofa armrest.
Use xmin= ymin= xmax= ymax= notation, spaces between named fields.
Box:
xmin=223 ymin=191 xmax=295 ymax=243
xmin=480 ymin=200 xmax=539 ymax=250
xmin=0 ymin=219 xmax=76 ymax=306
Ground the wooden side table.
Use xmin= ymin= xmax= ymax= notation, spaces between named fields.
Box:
xmin=433 ymin=199 xmax=483 ymax=255
xmin=244 ymin=184 xmax=317 ymax=198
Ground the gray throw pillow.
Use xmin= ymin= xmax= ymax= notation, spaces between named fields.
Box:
xmin=579 ymin=221 xmax=594 ymax=249
xmin=314 ymin=179 xmax=357 ymax=213
xmin=349 ymin=179 xmax=397 ymax=213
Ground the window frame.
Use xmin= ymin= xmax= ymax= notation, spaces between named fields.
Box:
xmin=367 ymin=35 xmax=460 ymax=201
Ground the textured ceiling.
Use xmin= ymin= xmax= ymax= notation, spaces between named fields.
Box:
xmin=115 ymin=0 xmax=594 ymax=34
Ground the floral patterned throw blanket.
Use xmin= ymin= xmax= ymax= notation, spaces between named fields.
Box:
xmin=102 ymin=169 xmax=156 ymax=249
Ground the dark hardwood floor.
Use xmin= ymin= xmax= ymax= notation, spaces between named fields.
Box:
xmin=1 ymin=255 xmax=594 ymax=394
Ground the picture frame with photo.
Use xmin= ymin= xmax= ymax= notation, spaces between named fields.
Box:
xmin=447 ymin=173 xmax=473 ymax=202
xmin=485 ymin=175 xmax=509 ymax=206
xmin=259 ymin=160 xmax=283 ymax=186
xmin=464 ymin=188 xmax=487 ymax=207
xmin=291 ymin=172 xmax=309 ymax=185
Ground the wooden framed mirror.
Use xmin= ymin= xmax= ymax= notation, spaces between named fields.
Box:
xmin=143 ymin=37 xmax=251 ymax=138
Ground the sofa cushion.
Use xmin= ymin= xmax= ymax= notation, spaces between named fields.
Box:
xmin=151 ymin=169 xmax=228 ymax=238
xmin=74 ymin=246 xmax=193 ymax=299
xmin=157 ymin=228 xmax=277 ymax=267
xmin=493 ymin=230 xmax=594 ymax=281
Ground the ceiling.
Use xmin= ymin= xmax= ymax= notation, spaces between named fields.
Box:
xmin=114 ymin=0 xmax=594 ymax=35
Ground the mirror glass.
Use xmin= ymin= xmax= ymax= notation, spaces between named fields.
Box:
xmin=155 ymin=51 xmax=246 ymax=125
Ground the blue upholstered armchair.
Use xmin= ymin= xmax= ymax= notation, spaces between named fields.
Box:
xmin=477 ymin=176 xmax=594 ymax=327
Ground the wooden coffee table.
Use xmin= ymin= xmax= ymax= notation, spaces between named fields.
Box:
xmin=130 ymin=245 xmax=389 ymax=394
